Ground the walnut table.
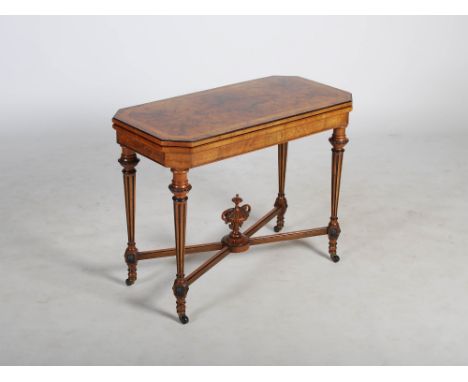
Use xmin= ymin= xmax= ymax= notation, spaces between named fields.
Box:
xmin=112 ymin=76 xmax=352 ymax=324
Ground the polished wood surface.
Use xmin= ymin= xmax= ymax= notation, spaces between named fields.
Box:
xmin=327 ymin=127 xmax=349 ymax=263
xmin=113 ymin=76 xmax=352 ymax=169
xmin=114 ymin=76 xmax=352 ymax=143
xmin=221 ymin=194 xmax=251 ymax=252
xmin=274 ymin=143 xmax=288 ymax=232
xmin=114 ymin=76 xmax=353 ymax=323
xmin=118 ymin=147 xmax=139 ymax=285
xmin=169 ymin=169 xmax=191 ymax=324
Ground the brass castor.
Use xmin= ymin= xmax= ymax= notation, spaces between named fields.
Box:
xmin=273 ymin=225 xmax=283 ymax=232
xmin=331 ymin=255 xmax=340 ymax=263
xmin=179 ymin=315 xmax=189 ymax=324
xmin=125 ymin=278 xmax=135 ymax=286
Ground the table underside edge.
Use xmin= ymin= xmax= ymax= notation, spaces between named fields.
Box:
xmin=114 ymin=106 xmax=351 ymax=168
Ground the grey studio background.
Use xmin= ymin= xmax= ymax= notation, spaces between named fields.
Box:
xmin=0 ymin=16 xmax=467 ymax=365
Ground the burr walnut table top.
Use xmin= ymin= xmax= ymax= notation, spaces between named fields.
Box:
xmin=112 ymin=76 xmax=352 ymax=168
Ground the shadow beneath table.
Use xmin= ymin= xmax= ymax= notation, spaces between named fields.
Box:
xmin=9 ymin=219 xmax=181 ymax=322
xmin=13 ymin=204 xmax=333 ymax=324
xmin=123 ymin=268 xmax=179 ymax=323
xmin=293 ymin=239 xmax=331 ymax=261
xmin=188 ymin=235 xmax=333 ymax=318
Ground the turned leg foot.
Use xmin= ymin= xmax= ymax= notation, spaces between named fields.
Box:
xmin=273 ymin=219 xmax=285 ymax=233
xmin=124 ymin=250 xmax=138 ymax=285
xmin=328 ymin=218 xmax=341 ymax=263
xmin=274 ymin=143 xmax=288 ymax=232
xmin=179 ymin=315 xmax=189 ymax=324
xmin=119 ymin=147 xmax=140 ymax=284
xmin=173 ymin=278 xmax=189 ymax=324
xmin=328 ymin=128 xmax=348 ymax=263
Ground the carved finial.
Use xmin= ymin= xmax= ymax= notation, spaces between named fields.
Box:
xmin=232 ymin=194 xmax=242 ymax=206
xmin=221 ymin=194 xmax=251 ymax=252
xmin=222 ymin=194 xmax=251 ymax=230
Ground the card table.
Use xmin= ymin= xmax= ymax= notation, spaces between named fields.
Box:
xmin=112 ymin=76 xmax=352 ymax=324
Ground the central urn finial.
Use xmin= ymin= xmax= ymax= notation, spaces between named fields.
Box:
xmin=221 ymin=194 xmax=251 ymax=252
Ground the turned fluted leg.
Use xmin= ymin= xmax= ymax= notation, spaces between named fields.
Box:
xmin=328 ymin=128 xmax=349 ymax=263
xmin=274 ymin=142 xmax=288 ymax=232
xmin=169 ymin=169 xmax=192 ymax=324
xmin=118 ymin=147 xmax=140 ymax=285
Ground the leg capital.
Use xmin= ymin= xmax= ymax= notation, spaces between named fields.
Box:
xmin=118 ymin=147 xmax=140 ymax=174
xmin=168 ymin=169 xmax=192 ymax=200
xmin=329 ymin=128 xmax=349 ymax=151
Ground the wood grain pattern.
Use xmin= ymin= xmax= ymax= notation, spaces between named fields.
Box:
xmin=113 ymin=76 xmax=352 ymax=144
xmin=327 ymin=127 xmax=349 ymax=263
xmin=273 ymin=143 xmax=288 ymax=232
xmin=113 ymin=76 xmax=353 ymax=324
xmin=114 ymin=106 xmax=350 ymax=168
xmin=169 ymin=169 xmax=191 ymax=324
xmin=118 ymin=147 xmax=140 ymax=286
xmin=221 ymin=194 xmax=251 ymax=253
